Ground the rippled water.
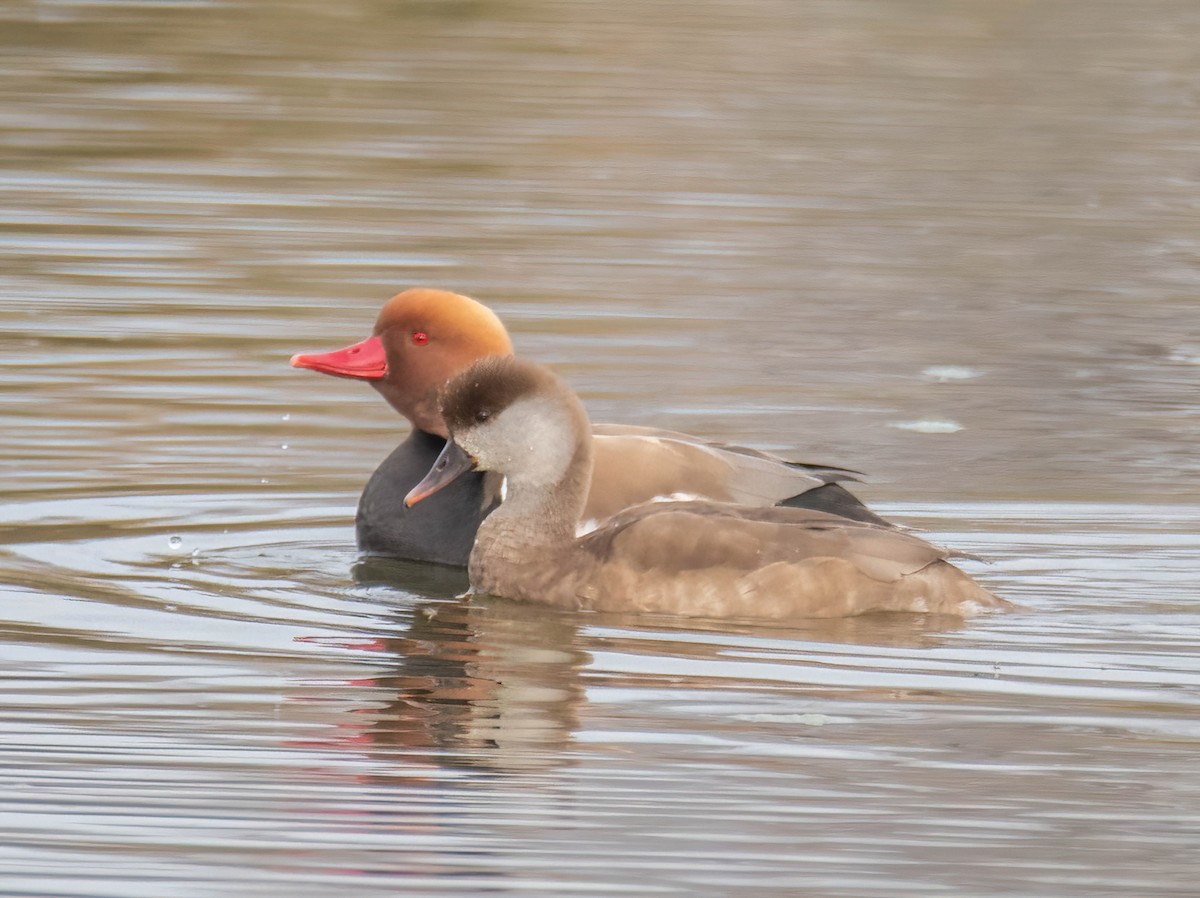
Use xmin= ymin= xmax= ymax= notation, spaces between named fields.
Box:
xmin=3 ymin=1 xmax=1199 ymax=895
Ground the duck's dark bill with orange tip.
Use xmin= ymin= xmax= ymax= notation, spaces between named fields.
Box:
xmin=289 ymin=335 xmax=388 ymax=380
xmin=405 ymin=440 xmax=477 ymax=507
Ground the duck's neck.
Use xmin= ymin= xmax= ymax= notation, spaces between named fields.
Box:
xmin=475 ymin=442 xmax=592 ymax=559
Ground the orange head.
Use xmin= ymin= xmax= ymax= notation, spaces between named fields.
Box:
xmin=290 ymin=288 xmax=514 ymax=437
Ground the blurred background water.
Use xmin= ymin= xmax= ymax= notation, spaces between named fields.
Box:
xmin=2 ymin=1 xmax=1199 ymax=895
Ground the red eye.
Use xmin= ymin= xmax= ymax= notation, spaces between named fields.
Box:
xmin=412 ymin=331 xmax=429 ymax=346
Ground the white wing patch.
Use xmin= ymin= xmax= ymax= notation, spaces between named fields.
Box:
xmin=576 ymin=492 xmax=703 ymax=536
xmin=651 ymin=492 xmax=703 ymax=503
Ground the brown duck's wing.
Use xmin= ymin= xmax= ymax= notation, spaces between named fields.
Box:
xmin=586 ymin=429 xmax=863 ymax=524
xmin=580 ymin=502 xmax=948 ymax=584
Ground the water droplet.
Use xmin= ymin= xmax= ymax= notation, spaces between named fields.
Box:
xmin=281 ymin=413 xmax=291 ymax=421
xmin=168 ymin=535 xmax=183 ymax=550
xmin=260 ymin=478 xmax=269 ymax=484
xmin=280 ymin=443 xmax=289 ymax=450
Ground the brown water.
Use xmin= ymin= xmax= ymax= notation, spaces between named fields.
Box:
xmin=3 ymin=1 xmax=1199 ymax=895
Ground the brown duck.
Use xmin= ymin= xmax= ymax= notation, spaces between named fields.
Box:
xmin=406 ymin=357 xmax=1012 ymax=619
xmin=291 ymin=288 xmax=883 ymax=566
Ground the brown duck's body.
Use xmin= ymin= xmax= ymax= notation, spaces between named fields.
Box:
xmin=292 ymin=288 xmax=889 ymax=566
xmin=412 ymin=357 xmax=1013 ymax=620
xmin=471 ymin=501 xmax=1008 ymax=618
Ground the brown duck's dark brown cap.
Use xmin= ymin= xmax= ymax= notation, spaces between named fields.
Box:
xmin=439 ymin=356 xmax=565 ymax=434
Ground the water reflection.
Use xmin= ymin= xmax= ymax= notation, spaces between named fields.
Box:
xmin=332 ymin=568 xmax=587 ymax=774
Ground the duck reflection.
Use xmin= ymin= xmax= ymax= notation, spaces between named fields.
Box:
xmin=340 ymin=557 xmax=589 ymax=773
xmin=617 ymin=609 xmax=968 ymax=649
xmin=315 ymin=556 xmax=966 ymax=778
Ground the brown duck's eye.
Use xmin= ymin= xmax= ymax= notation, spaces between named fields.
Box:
xmin=475 ymin=409 xmax=492 ymax=424
xmin=412 ymin=331 xmax=429 ymax=346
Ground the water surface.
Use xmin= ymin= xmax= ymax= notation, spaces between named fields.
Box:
xmin=2 ymin=1 xmax=1199 ymax=895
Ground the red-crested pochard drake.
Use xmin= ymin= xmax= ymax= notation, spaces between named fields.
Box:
xmin=291 ymin=289 xmax=885 ymax=567
xmin=406 ymin=357 xmax=1010 ymax=618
